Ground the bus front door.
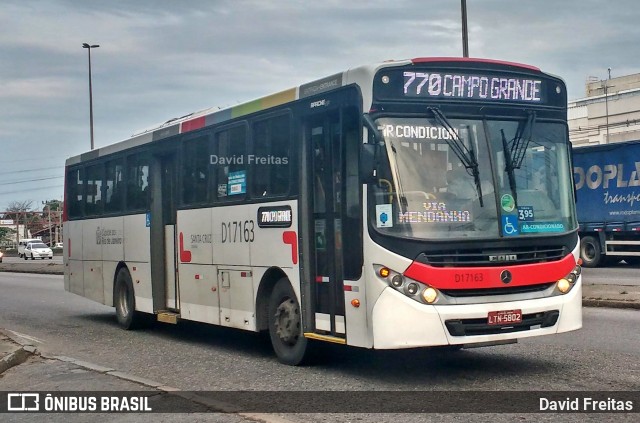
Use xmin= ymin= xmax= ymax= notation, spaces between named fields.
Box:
xmin=306 ymin=111 xmax=347 ymax=338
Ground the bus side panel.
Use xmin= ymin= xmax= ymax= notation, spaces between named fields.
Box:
xmin=249 ymin=201 xmax=300 ymax=300
xmin=83 ymin=261 xmax=104 ymax=304
xmin=176 ymin=208 xmax=213 ymax=265
xmin=101 ymin=215 xmax=125 ymax=307
xmin=66 ymin=220 xmax=84 ymax=296
xmin=176 ymin=208 xmax=219 ymax=324
xmin=123 ymin=214 xmax=153 ymax=313
xmin=124 ymin=214 xmax=150 ymax=262
xmin=81 ymin=219 xmax=104 ymax=304
xmin=212 ymin=204 xmax=253 ymax=330
xmin=130 ymin=263 xmax=153 ymax=313
xmin=178 ymin=264 xmax=220 ymax=325
xmin=249 ymin=201 xmax=297 ymax=268
xmin=213 ymin=205 xmax=252 ymax=266
xmin=218 ymin=268 xmax=256 ymax=330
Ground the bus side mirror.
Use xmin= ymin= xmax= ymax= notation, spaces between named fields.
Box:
xmin=360 ymin=143 xmax=378 ymax=183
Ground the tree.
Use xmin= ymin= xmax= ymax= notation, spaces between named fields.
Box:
xmin=4 ymin=200 xmax=33 ymax=239
xmin=0 ymin=227 xmax=15 ymax=246
xmin=41 ymin=199 xmax=62 ymax=213
xmin=4 ymin=200 xmax=33 ymax=218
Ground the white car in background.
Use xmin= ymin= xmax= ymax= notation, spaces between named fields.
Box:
xmin=23 ymin=242 xmax=53 ymax=260
xmin=18 ymin=238 xmax=43 ymax=258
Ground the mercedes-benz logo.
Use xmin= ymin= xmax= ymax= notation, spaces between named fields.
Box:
xmin=500 ymin=270 xmax=512 ymax=284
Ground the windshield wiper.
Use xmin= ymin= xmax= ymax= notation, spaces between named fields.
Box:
xmin=500 ymin=111 xmax=537 ymax=204
xmin=510 ymin=111 xmax=536 ymax=169
xmin=428 ymin=107 xmax=484 ymax=206
xmin=501 ymin=128 xmax=518 ymax=203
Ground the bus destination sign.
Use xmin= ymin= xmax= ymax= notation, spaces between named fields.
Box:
xmin=372 ymin=67 xmax=561 ymax=105
xmin=402 ymin=71 xmax=543 ymax=102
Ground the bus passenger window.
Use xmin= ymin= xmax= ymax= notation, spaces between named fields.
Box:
xmin=85 ymin=164 xmax=104 ymax=216
xmin=251 ymin=114 xmax=291 ymax=198
xmin=214 ymin=126 xmax=247 ymax=201
xmin=67 ymin=168 xmax=84 ymax=218
xmin=126 ymin=154 xmax=150 ymax=211
xmin=182 ymin=135 xmax=210 ymax=204
xmin=105 ymin=159 xmax=124 ymax=213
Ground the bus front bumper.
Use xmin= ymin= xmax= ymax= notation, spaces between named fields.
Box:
xmin=371 ymin=281 xmax=582 ymax=349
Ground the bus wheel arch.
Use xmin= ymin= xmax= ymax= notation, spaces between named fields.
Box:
xmin=113 ymin=264 xmax=144 ymax=330
xmin=256 ymin=267 xmax=288 ymax=332
xmin=266 ymin=276 xmax=309 ymax=366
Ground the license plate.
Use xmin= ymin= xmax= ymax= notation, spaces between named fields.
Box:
xmin=487 ymin=309 xmax=522 ymax=325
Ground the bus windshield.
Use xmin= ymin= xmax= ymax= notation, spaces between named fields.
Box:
xmin=370 ymin=115 xmax=577 ymax=239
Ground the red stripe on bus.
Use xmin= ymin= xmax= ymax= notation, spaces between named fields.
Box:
xmin=410 ymin=57 xmax=541 ymax=72
xmin=403 ymin=254 xmax=576 ymax=290
xmin=282 ymin=231 xmax=298 ymax=265
xmin=181 ymin=116 xmax=206 ymax=133
xmin=179 ymin=232 xmax=192 ymax=263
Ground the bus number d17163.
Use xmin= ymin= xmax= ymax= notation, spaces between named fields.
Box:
xmin=221 ymin=220 xmax=255 ymax=243
xmin=454 ymin=272 xmax=484 ymax=283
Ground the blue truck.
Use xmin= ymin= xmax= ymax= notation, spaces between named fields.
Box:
xmin=573 ymin=140 xmax=640 ymax=267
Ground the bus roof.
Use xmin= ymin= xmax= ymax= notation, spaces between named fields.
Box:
xmin=66 ymin=56 xmax=545 ymax=166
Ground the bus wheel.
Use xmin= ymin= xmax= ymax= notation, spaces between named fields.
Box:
xmin=268 ymin=278 xmax=309 ymax=365
xmin=114 ymin=268 xmax=142 ymax=330
xmin=580 ymin=236 xmax=601 ymax=268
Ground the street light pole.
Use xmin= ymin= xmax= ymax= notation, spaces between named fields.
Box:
xmin=82 ymin=43 xmax=99 ymax=150
xmin=461 ymin=0 xmax=469 ymax=57
xmin=604 ymin=67 xmax=611 ymax=144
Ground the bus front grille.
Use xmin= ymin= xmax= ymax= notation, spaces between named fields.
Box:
xmin=417 ymin=246 xmax=567 ymax=267
xmin=440 ymin=282 xmax=556 ymax=298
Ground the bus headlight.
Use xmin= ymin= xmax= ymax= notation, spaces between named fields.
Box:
xmin=374 ymin=264 xmax=442 ymax=305
xmin=422 ymin=287 xmax=438 ymax=304
xmin=557 ymin=278 xmax=571 ymax=293
xmin=555 ymin=265 xmax=581 ymax=295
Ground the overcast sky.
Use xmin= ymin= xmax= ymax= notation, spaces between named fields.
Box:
xmin=1 ymin=0 xmax=639 ymax=212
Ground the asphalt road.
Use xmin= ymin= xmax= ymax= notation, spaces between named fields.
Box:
xmin=0 ymin=272 xmax=638 ymax=422
xmin=582 ymin=262 xmax=640 ymax=286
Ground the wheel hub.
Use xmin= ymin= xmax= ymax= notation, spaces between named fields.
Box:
xmin=274 ymin=298 xmax=300 ymax=345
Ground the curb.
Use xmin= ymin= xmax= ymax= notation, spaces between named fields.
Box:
xmin=0 ymin=346 xmax=33 ymax=374
xmin=582 ymin=299 xmax=640 ymax=310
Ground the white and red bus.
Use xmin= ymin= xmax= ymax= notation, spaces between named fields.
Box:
xmin=64 ymin=57 xmax=582 ymax=365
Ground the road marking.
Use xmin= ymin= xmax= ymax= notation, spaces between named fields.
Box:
xmin=7 ymin=330 xmax=43 ymax=344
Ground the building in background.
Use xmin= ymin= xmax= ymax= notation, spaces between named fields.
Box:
xmin=0 ymin=220 xmax=31 ymax=248
xmin=568 ymin=73 xmax=640 ymax=146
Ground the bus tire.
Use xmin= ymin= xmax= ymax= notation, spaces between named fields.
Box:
xmin=114 ymin=268 xmax=142 ymax=330
xmin=268 ymin=278 xmax=309 ymax=366
xmin=580 ymin=235 xmax=601 ymax=268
